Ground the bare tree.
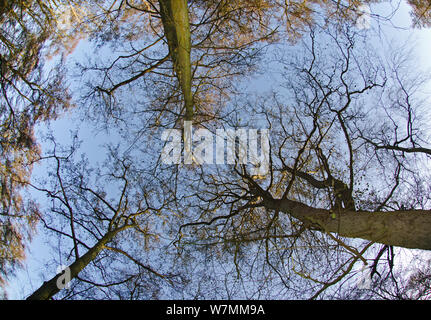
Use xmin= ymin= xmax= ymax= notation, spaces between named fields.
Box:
xmin=172 ymin=22 xmax=431 ymax=299
xmin=24 ymin=139 xmax=182 ymax=300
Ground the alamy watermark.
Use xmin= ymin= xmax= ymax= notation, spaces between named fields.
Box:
xmin=161 ymin=121 xmax=270 ymax=176
xmin=56 ymin=265 xmax=71 ymax=290
xmin=356 ymin=264 xmax=372 ymax=290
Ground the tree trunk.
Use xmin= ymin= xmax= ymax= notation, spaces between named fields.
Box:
xmin=158 ymin=0 xmax=193 ymax=120
xmin=263 ymin=197 xmax=431 ymax=250
xmin=26 ymin=229 xmax=120 ymax=300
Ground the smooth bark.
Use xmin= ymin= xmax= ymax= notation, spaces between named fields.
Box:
xmin=262 ymin=196 xmax=431 ymax=250
xmin=26 ymin=229 xmax=123 ymax=300
xmin=159 ymin=0 xmax=193 ymax=120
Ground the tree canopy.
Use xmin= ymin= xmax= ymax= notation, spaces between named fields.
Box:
xmin=1 ymin=0 xmax=431 ymax=300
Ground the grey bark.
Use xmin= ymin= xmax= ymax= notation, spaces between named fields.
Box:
xmin=263 ymin=196 xmax=431 ymax=250
xmin=26 ymin=229 xmax=123 ymax=300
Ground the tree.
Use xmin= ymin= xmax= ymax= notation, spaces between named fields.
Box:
xmin=25 ymin=140 xmax=182 ymax=300
xmin=158 ymin=0 xmax=193 ymax=120
xmin=171 ymin=22 xmax=431 ymax=298
xmin=75 ymin=0 xmax=280 ymax=129
xmin=78 ymin=0 xmax=399 ymax=126
xmin=408 ymin=0 xmax=431 ymax=27
xmin=0 ymin=0 xmax=75 ymax=292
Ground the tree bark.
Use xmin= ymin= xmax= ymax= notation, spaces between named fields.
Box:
xmin=26 ymin=229 xmax=121 ymax=300
xmin=263 ymin=196 xmax=431 ymax=250
xmin=158 ymin=0 xmax=193 ymax=120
